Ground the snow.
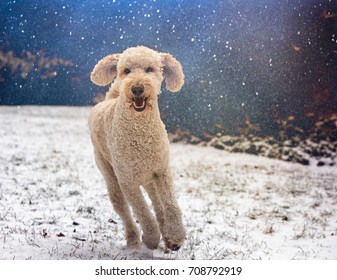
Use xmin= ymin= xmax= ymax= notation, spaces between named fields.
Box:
xmin=0 ymin=106 xmax=336 ymax=260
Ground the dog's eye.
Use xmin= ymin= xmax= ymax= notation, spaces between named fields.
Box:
xmin=124 ymin=68 xmax=131 ymax=75
xmin=145 ymin=67 xmax=154 ymax=73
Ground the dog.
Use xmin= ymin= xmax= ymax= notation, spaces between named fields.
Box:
xmin=88 ymin=46 xmax=185 ymax=251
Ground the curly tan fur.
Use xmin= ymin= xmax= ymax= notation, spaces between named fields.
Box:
xmin=88 ymin=46 xmax=185 ymax=251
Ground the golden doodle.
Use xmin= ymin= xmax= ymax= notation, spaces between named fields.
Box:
xmin=89 ymin=46 xmax=185 ymax=251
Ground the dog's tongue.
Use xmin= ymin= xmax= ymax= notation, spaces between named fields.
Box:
xmin=134 ymin=97 xmax=144 ymax=107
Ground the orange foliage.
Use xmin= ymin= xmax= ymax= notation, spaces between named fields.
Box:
xmin=0 ymin=50 xmax=74 ymax=81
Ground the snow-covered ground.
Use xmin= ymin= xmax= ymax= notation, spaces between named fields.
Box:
xmin=0 ymin=106 xmax=336 ymax=260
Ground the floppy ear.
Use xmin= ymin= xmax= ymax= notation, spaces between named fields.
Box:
xmin=90 ymin=54 xmax=120 ymax=86
xmin=161 ymin=53 xmax=184 ymax=92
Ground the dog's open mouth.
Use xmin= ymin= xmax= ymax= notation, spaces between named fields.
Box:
xmin=132 ymin=96 xmax=147 ymax=112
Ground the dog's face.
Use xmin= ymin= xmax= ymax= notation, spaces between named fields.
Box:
xmin=91 ymin=46 xmax=184 ymax=113
xmin=117 ymin=47 xmax=164 ymax=113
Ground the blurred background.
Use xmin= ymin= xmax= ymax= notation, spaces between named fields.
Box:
xmin=1 ymin=0 xmax=336 ymax=138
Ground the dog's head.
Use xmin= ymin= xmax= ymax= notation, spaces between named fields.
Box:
xmin=90 ymin=46 xmax=184 ymax=113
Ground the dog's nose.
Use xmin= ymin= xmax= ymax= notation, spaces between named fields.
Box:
xmin=131 ymin=85 xmax=144 ymax=97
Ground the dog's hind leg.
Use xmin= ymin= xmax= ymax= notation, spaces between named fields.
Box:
xmin=94 ymin=151 xmax=141 ymax=249
xmin=143 ymin=183 xmax=169 ymax=245
xmin=120 ymin=183 xmax=161 ymax=250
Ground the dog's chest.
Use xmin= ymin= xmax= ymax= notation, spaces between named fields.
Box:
xmin=110 ymin=118 xmax=169 ymax=180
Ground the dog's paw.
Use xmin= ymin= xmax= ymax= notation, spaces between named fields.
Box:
xmin=165 ymin=240 xmax=182 ymax=251
xmin=126 ymin=237 xmax=141 ymax=250
xmin=164 ymin=235 xmax=185 ymax=251
xmin=142 ymin=227 xmax=160 ymax=250
xmin=163 ymin=222 xmax=185 ymax=251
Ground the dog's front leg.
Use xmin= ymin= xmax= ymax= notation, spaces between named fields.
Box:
xmin=121 ymin=184 xmax=161 ymax=250
xmin=94 ymin=152 xmax=140 ymax=249
xmin=155 ymin=171 xmax=185 ymax=251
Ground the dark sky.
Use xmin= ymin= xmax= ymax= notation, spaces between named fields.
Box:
xmin=1 ymin=0 xmax=336 ymax=135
